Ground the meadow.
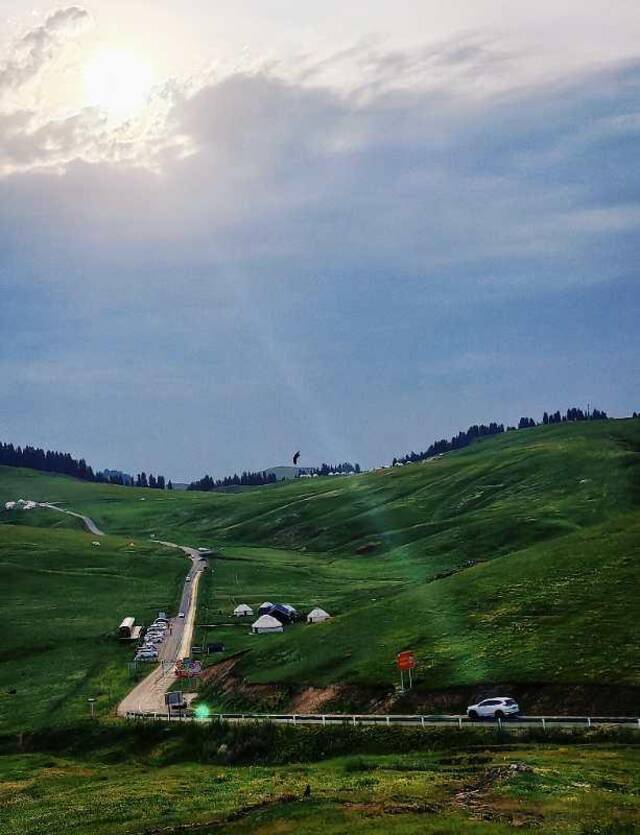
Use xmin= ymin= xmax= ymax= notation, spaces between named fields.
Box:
xmin=0 ymin=524 xmax=186 ymax=732
xmin=1 ymin=722 xmax=640 ymax=834
xmin=1 ymin=417 xmax=639 ymax=719
xmin=1 ymin=419 xmax=640 ymax=834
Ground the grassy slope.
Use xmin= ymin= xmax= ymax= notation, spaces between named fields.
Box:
xmin=0 ymin=524 xmax=186 ymax=731
xmin=1 ymin=418 xmax=639 ymax=704
xmin=193 ymin=419 xmax=640 ymax=693
xmin=231 ymin=512 xmax=640 ymax=689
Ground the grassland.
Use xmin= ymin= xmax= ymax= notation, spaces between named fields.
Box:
xmin=1 ymin=418 xmax=639 ymax=717
xmin=1 ymin=722 xmax=640 ymax=834
xmin=4 ymin=419 xmax=639 ymax=559
xmin=0 ymin=524 xmax=187 ymax=731
xmin=2 ymin=420 xmax=640 ymax=834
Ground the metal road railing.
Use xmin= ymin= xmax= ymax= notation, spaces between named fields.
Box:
xmin=124 ymin=710 xmax=640 ymax=729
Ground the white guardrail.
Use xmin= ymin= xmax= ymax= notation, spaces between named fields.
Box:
xmin=125 ymin=711 xmax=640 ymax=729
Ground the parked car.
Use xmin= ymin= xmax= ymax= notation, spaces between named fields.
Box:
xmin=135 ymin=652 xmax=158 ymax=661
xmin=467 ymin=697 xmax=520 ymax=720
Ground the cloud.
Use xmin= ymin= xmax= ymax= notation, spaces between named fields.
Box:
xmin=2 ymin=47 xmax=640 ymax=297
xmin=0 ymin=29 xmax=639 ymax=473
xmin=0 ymin=6 xmax=90 ymax=95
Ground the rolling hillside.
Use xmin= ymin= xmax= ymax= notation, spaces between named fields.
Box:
xmin=1 ymin=418 xmax=639 ymax=718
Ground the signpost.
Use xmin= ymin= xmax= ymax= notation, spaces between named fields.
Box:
xmin=87 ymin=697 xmax=96 ymax=719
xmin=165 ymin=691 xmax=185 ymax=713
xmin=396 ymin=651 xmax=416 ymax=692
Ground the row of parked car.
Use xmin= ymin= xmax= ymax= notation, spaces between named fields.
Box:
xmin=134 ymin=616 xmax=170 ymax=662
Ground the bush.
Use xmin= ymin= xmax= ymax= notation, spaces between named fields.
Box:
xmin=2 ymin=720 xmax=640 ymax=767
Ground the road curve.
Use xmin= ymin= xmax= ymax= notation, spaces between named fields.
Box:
xmin=39 ymin=502 xmax=105 ymax=536
xmin=39 ymin=501 xmax=205 ymax=716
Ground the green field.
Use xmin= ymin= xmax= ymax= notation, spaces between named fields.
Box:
xmin=2 ymin=418 xmax=640 ymax=834
xmin=0 ymin=524 xmax=186 ymax=731
xmin=1 ymin=418 xmax=639 ymax=719
xmin=1 ymin=723 xmax=640 ymax=834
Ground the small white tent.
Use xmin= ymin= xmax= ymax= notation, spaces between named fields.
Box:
xmin=234 ymin=603 xmax=254 ymax=618
xmin=251 ymin=614 xmax=283 ymax=634
xmin=307 ymin=607 xmax=331 ymax=624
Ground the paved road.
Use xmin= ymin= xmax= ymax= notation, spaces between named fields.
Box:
xmin=117 ymin=542 xmax=206 ymax=715
xmin=39 ymin=502 xmax=105 ymax=536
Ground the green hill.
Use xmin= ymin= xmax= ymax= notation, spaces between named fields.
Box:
xmin=1 ymin=418 xmax=639 ymax=719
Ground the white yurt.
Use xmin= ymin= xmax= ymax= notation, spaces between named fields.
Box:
xmin=233 ymin=603 xmax=254 ymax=618
xmin=307 ymin=607 xmax=331 ymax=624
xmin=251 ymin=614 xmax=283 ymax=634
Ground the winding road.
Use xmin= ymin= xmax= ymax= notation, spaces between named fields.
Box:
xmin=38 ymin=502 xmax=205 ymax=716
xmin=38 ymin=502 xmax=105 ymax=536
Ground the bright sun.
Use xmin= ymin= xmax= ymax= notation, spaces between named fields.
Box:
xmin=84 ymin=50 xmax=153 ymax=119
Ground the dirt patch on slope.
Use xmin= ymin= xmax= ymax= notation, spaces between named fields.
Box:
xmin=289 ymin=686 xmax=343 ymax=714
xmin=200 ymin=657 xmax=640 ymax=716
xmin=201 ymin=654 xmax=289 ymax=710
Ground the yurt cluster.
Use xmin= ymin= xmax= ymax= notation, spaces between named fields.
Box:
xmin=233 ymin=601 xmax=331 ymax=634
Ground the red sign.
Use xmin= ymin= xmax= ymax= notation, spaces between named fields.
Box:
xmin=175 ymin=658 xmax=202 ymax=679
xmin=396 ymin=651 xmax=416 ymax=670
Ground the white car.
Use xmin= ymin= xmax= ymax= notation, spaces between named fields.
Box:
xmin=467 ymin=697 xmax=520 ymax=720
xmin=178 ymin=612 xmax=185 ymax=618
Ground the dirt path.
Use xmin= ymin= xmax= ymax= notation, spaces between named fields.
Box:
xmin=38 ymin=502 xmax=105 ymax=536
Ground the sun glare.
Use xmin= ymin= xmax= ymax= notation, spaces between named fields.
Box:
xmin=84 ymin=50 xmax=153 ymax=119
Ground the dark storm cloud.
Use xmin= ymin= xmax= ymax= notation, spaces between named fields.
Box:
xmin=1 ymin=40 xmax=639 ymax=475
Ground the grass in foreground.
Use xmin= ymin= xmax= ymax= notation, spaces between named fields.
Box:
xmin=1 ymin=722 xmax=640 ymax=834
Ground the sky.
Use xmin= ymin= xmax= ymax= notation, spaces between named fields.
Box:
xmin=0 ymin=3 xmax=639 ymax=480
